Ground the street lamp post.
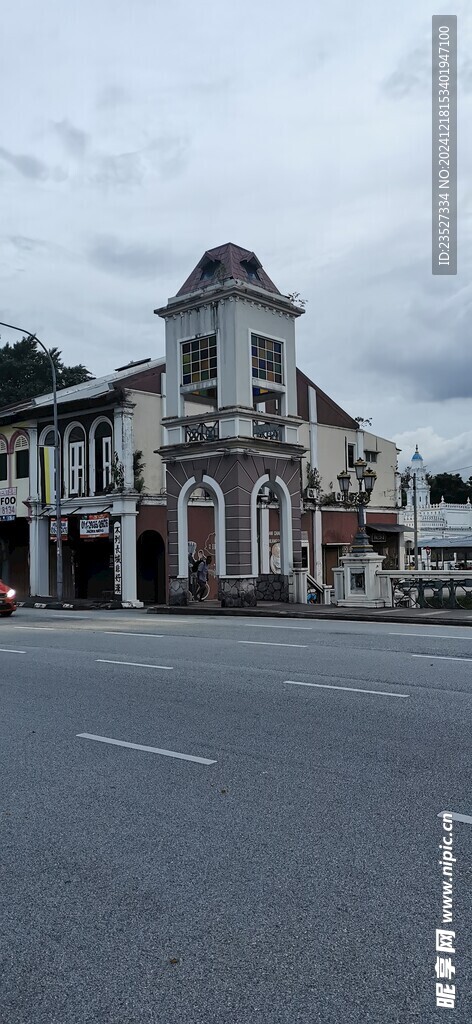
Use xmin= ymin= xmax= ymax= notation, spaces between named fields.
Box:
xmin=337 ymin=458 xmax=377 ymax=553
xmin=0 ymin=321 xmax=63 ymax=601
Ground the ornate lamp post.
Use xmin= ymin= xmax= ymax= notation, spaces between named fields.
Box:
xmin=338 ymin=458 xmax=377 ymax=553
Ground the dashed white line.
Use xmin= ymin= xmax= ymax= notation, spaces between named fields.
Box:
xmin=390 ymin=632 xmax=472 ymax=640
xmin=412 ymin=654 xmax=472 ymax=663
xmin=12 ymin=625 xmax=56 ymax=631
xmin=239 ymin=641 xmax=308 ymax=648
xmin=245 ymin=624 xmax=314 ymax=630
xmin=0 ymin=648 xmax=25 ymax=654
xmin=104 ymin=631 xmax=165 ymax=638
xmin=285 ymin=680 xmax=409 ymax=698
xmin=77 ymin=733 xmax=216 ymax=765
xmin=96 ymin=659 xmax=173 ymax=670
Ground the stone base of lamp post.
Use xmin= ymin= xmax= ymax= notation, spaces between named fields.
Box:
xmin=332 ymin=551 xmax=387 ymax=608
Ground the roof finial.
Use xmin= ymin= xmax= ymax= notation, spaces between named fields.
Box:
xmin=415 ymin=444 xmax=419 ymax=453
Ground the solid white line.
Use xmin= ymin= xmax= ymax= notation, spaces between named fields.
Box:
xmin=412 ymin=654 xmax=472 ymax=663
xmin=239 ymin=641 xmax=308 ymax=648
xmin=390 ymin=632 xmax=472 ymax=640
xmin=96 ymin=659 xmax=173 ymax=670
xmin=104 ymin=631 xmax=165 ymax=638
xmin=77 ymin=733 xmax=216 ymax=765
xmin=285 ymin=680 xmax=409 ymax=698
xmin=438 ymin=810 xmax=472 ymax=825
xmin=0 ymin=648 xmax=25 ymax=654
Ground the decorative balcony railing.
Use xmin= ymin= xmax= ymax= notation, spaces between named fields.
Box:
xmin=185 ymin=422 xmax=219 ymax=443
xmin=253 ymin=421 xmax=283 ymax=441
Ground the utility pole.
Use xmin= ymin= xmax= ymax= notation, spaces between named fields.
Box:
xmin=413 ymin=471 xmax=419 ymax=570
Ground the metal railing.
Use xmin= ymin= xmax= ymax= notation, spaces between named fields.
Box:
xmin=185 ymin=422 xmax=219 ymax=443
xmin=253 ymin=421 xmax=283 ymax=441
xmin=376 ymin=570 xmax=472 ymax=609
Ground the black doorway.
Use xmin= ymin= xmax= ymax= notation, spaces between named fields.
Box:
xmin=137 ymin=530 xmax=166 ymax=604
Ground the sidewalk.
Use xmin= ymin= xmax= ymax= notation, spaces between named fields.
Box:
xmin=147 ymin=600 xmax=472 ymax=627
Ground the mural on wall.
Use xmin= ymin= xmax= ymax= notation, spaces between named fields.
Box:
xmin=187 ymin=533 xmax=216 ymax=601
xmin=269 ymin=530 xmax=281 ymax=574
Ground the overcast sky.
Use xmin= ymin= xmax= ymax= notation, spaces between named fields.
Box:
xmin=1 ymin=0 xmax=471 ymax=475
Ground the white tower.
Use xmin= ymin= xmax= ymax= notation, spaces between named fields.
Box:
xmin=406 ymin=446 xmax=430 ymax=509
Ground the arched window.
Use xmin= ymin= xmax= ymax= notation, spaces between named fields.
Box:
xmin=0 ymin=436 xmax=7 ymax=484
xmin=13 ymin=434 xmax=29 ymax=480
xmin=65 ymin=423 xmax=86 ymax=497
xmin=93 ymin=420 xmax=113 ymax=493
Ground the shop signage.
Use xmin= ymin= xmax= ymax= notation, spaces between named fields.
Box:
xmin=113 ymin=521 xmax=122 ymax=595
xmin=0 ymin=487 xmax=17 ymax=522
xmin=79 ymin=514 xmax=109 ymax=539
xmin=50 ymin=517 xmax=68 ymax=541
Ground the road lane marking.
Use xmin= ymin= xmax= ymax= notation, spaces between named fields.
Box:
xmin=12 ymin=625 xmax=56 ymax=631
xmin=0 ymin=648 xmax=25 ymax=654
xmin=245 ymin=624 xmax=314 ymax=630
xmin=77 ymin=733 xmax=216 ymax=764
xmin=285 ymin=680 xmax=409 ymax=698
xmin=239 ymin=641 xmax=308 ymax=648
xmin=438 ymin=811 xmax=472 ymax=825
xmin=390 ymin=632 xmax=472 ymax=640
xmin=96 ymin=659 xmax=173 ymax=670
xmin=104 ymin=631 xmax=165 ymax=638
xmin=412 ymin=654 xmax=472 ymax=663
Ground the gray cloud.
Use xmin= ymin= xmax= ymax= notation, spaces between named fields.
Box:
xmin=381 ymin=44 xmax=430 ymax=98
xmin=0 ymin=145 xmax=49 ymax=180
xmin=52 ymin=119 xmax=88 ymax=157
xmin=88 ymin=135 xmax=189 ymax=188
xmin=88 ymin=235 xmax=185 ymax=279
xmin=96 ymin=84 xmax=132 ymax=109
xmin=89 ymin=151 xmax=144 ymax=188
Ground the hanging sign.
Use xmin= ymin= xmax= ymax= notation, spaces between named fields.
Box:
xmin=80 ymin=514 xmax=110 ymax=539
xmin=0 ymin=487 xmax=17 ymax=522
xmin=113 ymin=521 xmax=122 ymax=595
xmin=50 ymin=517 xmax=68 ymax=541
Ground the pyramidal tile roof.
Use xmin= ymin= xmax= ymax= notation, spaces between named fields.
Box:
xmin=176 ymin=242 xmax=281 ymax=297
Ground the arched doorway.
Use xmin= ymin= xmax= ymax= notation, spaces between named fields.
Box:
xmin=251 ymin=474 xmax=293 ymax=601
xmin=137 ymin=530 xmax=166 ymax=604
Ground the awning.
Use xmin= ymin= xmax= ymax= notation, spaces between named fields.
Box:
xmin=367 ymin=523 xmax=412 ymax=534
xmin=413 ymin=535 xmax=472 ymax=549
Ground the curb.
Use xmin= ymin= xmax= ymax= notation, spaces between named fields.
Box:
xmin=146 ymin=605 xmax=472 ymax=627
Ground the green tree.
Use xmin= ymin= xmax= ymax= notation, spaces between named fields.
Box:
xmin=0 ymin=335 xmax=93 ymax=407
xmin=428 ymin=472 xmax=472 ymax=504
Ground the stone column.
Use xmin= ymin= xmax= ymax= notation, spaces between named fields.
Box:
xmin=29 ymin=502 xmax=50 ymax=596
xmin=219 ymin=459 xmax=257 ymax=606
xmin=114 ymin=402 xmax=135 ymax=490
xmin=112 ymin=497 xmax=141 ymax=606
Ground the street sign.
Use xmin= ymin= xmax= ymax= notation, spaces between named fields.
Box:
xmin=79 ymin=514 xmax=109 ymax=539
xmin=113 ymin=521 xmax=122 ymax=595
xmin=0 ymin=487 xmax=17 ymax=522
xmin=50 ymin=518 xmax=68 ymax=541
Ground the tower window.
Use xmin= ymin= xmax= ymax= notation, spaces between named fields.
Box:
xmin=181 ymin=335 xmax=217 ymax=387
xmin=241 ymin=258 xmax=260 ymax=282
xmin=251 ymin=334 xmax=283 ymax=385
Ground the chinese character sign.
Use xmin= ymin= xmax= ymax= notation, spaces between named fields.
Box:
xmin=113 ymin=521 xmax=122 ymax=595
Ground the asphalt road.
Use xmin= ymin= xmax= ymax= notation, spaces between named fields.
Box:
xmin=1 ymin=607 xmax=472 ymax=1023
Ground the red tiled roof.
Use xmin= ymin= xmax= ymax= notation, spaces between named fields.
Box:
xmin=176 ymin=242 xmax=281 ymax=297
